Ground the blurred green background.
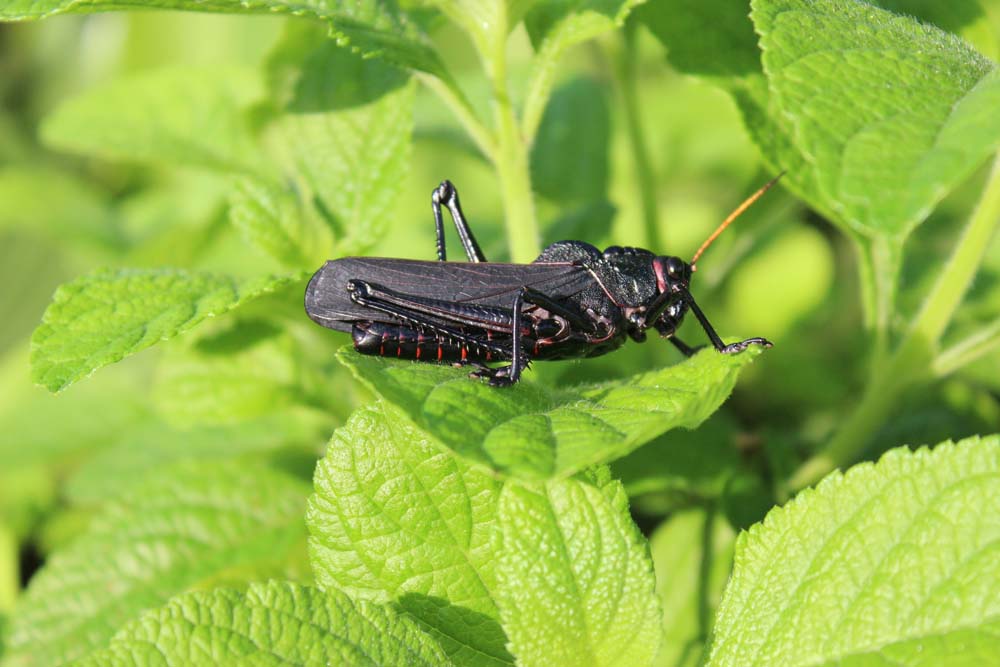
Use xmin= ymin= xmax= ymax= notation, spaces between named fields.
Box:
xmin=2 ymin=3 xmax=1000 ymax=638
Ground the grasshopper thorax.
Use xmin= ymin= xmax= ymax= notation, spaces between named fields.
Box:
xmin=599 ymin=248 xmax=692 ymax=341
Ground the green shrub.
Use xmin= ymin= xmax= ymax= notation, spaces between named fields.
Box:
xmin=2 ymin=1 xmax=1000 ymax=665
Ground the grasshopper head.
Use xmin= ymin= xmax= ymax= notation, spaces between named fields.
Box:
xmin=646 ymin=255 xmax=691 ymax=337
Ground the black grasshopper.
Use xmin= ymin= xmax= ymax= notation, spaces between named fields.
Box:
xmin=305 ymin=179 xmax=776 ymax=386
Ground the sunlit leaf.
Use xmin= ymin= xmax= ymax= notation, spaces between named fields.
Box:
xmin=71 ymin=581 xmax=452 ymax=667
xmin=308 ymin=402 xmax=512 ymax=667
xmin=339 ymin=344 xmax=764 ymax=479
xmin=497 ymin=469 xmax=662 ymax=666
xmin=708 ymin=436 xmax=1000 ymax=667
xmin=3 ymin=461 xmax=309 ymax=667
xmin=41 ymin=67 xmax=266 ymax=175
xmin=0 ymin=0 xmax=447 ymax=77
xmin=31 ymin=268 xmax=301 ymax=392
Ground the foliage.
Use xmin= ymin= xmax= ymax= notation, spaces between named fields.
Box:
xmin=1 ymin=0 xmax=1000 ymax=666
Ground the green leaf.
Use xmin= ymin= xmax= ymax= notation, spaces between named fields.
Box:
xmin=425 ymin=0 xmax=505 ymax=64
xmin=878 ymin=1 xmax=997 ymax=57
xmin=324 ymin=5 xmax=449 ymax=79
xmin=308 ymin=402 xmax=513 ymax=667
xmin=116 ymin=170 xmax=234 ymax=267
xmin=309 ymin=402 xmax=666 ymax=667
xmin=70 ymin=581 xmax=452 ymax=667
xmin=496 ymin=469 xmax=662 ymax=666
xmin=266 ymin=22 xmax=412 ymax=113
xmin=262 ymin=34 xmax=416 ymax=255
xmin=228 ymin=176 xmax=331 ymax=269
xmin=636 ymin=0 xmax=762 ymax=81
xmin=649 ymin=508 xmax=735 ymax=667
xmin=338 ymin=344 xmax=764 ymax=479
xmin=752 ymin=0 xmax=1000 ymax=240
xmin=40 ymin=67 xmax=266 ymax=174
xmin=522 ymin=0 xmax=642 ymax=140
xmin=524 ymin=0 xmax=642 ymax=50
xmin=0 ymin=0 xmax=447 ymax=78
xmin=151 ymin=319 xmax=307 ymax=425
xmin=2 ymin=461 xmax=309 ymax=667
xmin=643 ymin=0 xmax=1000 ymax=342
xmin=707 ymin=436 xmax=1000 ymax=667
xmin=65 ymin=413 xmax=329 ymax=504
xmin=0 ymin=166 xmax=120 ymax=252
xmin=637 ymin=0 xmax=807 ymax=219
xmin=30 ymin=268 xmax=301 ymax=392
xmin=612 ymin=413 xmax=740 ymax=500
xmin=642 ymin=0 xmax=999 ymax=238
xmin=0 ymin=360 xmax=151 ymax=471
xmin=531 ymin=76 xmax=610 ymax=203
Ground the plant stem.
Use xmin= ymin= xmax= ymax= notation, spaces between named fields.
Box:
xmin=933 ymin=318 xmax=1000 ymax=377
xmin=617 ymin=21 xmax=661 ymax=250
xmin=521 ymin=41 xmax=559 ymax=147
xmin=490 ymin=36 xmax=540 ymax=262
xmin=873 ymin=236 xmax=896 ymax=369
xmin=910 ymin=157 xmax=1000 ymax=344
xmin=860 ymin=235 xmax=901 ymax=374
xmin=417 ymin=25 xmax=538 ymax=262
xmin=789 ymin=152 xmax=1000 ymax=491
xmin=415 ymin=72 xmax=497 ymax=160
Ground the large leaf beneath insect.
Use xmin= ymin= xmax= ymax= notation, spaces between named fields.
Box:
xmin=71 ymin=582 xmax=451 ymax=667
xmin=496 ymin=468 xmax=662 ymax=666
xmin=2 ymin=461 xmax=308 ymax=667
xmin=30 ymin=268 xmax=301 ymax=392
xmin=0 ymin=0 xmax=447 ymax=77
xmin=707 ymin=436 xmax=1000 ymax=667
xmin=307 ymin=402 xmax=661 ymax=667
xmin=337 ymin=344 xmax=763 ymax=479
xmin=308 ymin=402 xmax=512 ymax=667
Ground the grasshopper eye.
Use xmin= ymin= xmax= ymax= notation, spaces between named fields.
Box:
xmin=665 ymin=257 xmax=686 ymax=279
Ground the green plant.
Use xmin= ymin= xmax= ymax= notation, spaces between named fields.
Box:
xmin=2 ymin=0 xmax=1000 ymax=665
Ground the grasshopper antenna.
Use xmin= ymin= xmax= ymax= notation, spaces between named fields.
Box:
xmin=690 ymin=172 xmax=784 ymax=271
